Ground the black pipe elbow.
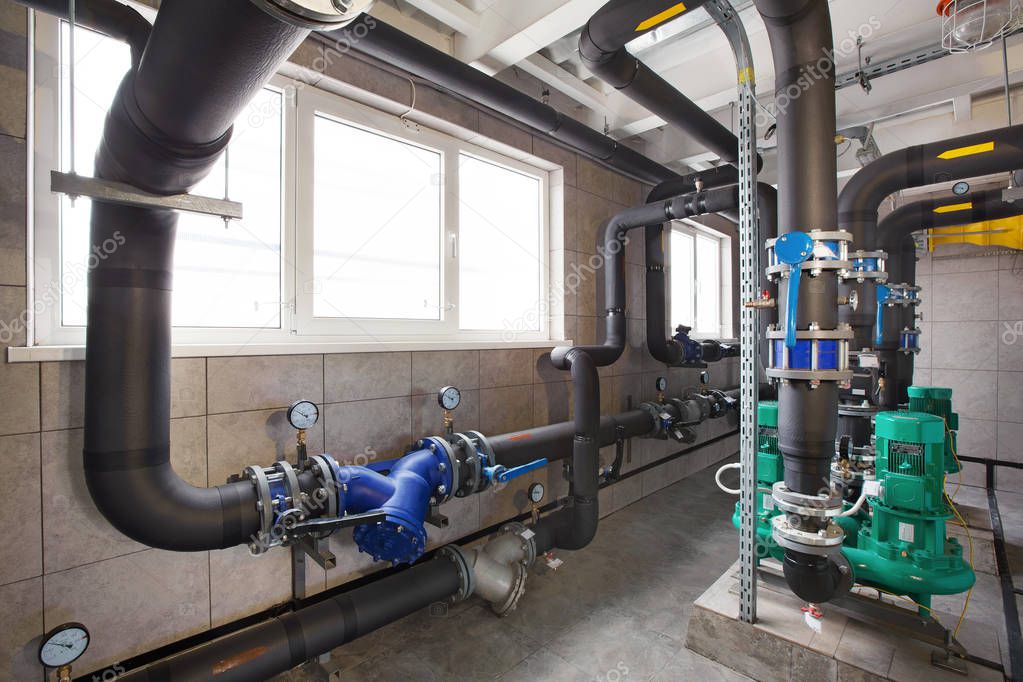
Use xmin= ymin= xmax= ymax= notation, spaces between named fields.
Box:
xmin=783 ymin=550 xmax=849 ymax=603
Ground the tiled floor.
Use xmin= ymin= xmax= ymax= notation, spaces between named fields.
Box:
xmin=276 ymin=462 xmax=750 ymax=681
xmin=275 ymin=465 xmax=1023 ymax=682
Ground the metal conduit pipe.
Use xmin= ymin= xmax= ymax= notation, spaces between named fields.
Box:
xmin=13 ymin=0 xmax=152 ymax=67
xmin=876 ymin=189 xmax=1023 ymax=405
xmin=315 ymin=17 xmax=678 ymax=185
xmin=645 ymin=183 xmax=778 ymax=366
xmin=580 ymin=0 xmax=762 ymax=169
xmin=550 ymin=185 xmax=742 ymax=370
xmin=78 ymin=0 xmax=335 ymax=552
xmin=839 ymin=124 xmax=1023 ymax=353
xmin=755 ymin=0 xmax=848 ymax=604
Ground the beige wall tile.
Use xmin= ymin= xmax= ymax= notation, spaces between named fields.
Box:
xmin=577 ymin=157 xmax=616 ymax=200
xmin=0 ymin=577 xmax=42 ymax=681
xmin=478 ymin=112 xmax=531 ymax=153
xmin=207 ymin=408 xmax=324 ymax=484
xmin=411 ymin=350 xmax=479 ymax=395
xmin=480 ymin=385 xmax=532 ymax=436
xmin=324 ymin=351 xmax=411 ymax=403
xmin=413 ymin=389 xmax=479 ymax=437
xmin=532 ymin=348 xmax=570 ymax=384
xmin=171 ymin=416 xmax=208 ymax=488
xmin=426 ymin=493 xmax=480 ymax=550
xmin=44 ymin=550 xmax=210 ymax=675
xmin=0 ymin=284 xmax=27 ymax=346
xmin=210 ymin=544 xmax=292 ymax=628
xmin=479 ymin=348 xmax=533 ymax=388
xmin=533 ymin=381 xmax=572 ymax=427
xmin=324 ymin=397 xmax=412 ymax=463
xmin=207 ymin=354 xmax=322 ymax=414
xmin=172 ymin=358 xmax=207 ymax=418
xmin=325 ymin=530 xmax=379 ymax=589
xmin=479 ymin=476 xmax=535 ymax=528
xmin=41 ymin=361 xmax=83 ymax=431
xmin=0 ymin=138 xmax=27 ymax=284
xmin=532 ymin=137 xmax=577 ymax=188
xmin=0 ymin=433 xmax=40 ymax=585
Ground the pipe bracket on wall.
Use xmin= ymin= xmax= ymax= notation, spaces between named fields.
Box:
xmin=50 ymin=171 xmax=244 ymax=220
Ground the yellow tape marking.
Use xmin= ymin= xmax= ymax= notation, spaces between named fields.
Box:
xmin=933 ymin=202 xmax=973 ymax=214
xmin=738 ymin=67 xmax=755 ymax=85
xmin=937 ymin=141 xmax=994 ymax=160
xmin=636 ymin=2 xmax=688 ymax=31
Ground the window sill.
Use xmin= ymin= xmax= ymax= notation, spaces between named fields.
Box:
xmin=7 ymin=339 xmax=574 ymax=363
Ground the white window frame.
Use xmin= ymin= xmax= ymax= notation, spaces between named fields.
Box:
xmin=27 ymin=9 xmax=552 ymax=354
xmin=668 ymin=219 xmax=733 ymax=340
xmin=294 ymin=87 xmax=550 ymax=342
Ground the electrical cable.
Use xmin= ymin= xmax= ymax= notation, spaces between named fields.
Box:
xmin=715 ymin=462 xmax=742 ymax=495
xmin=839 ymin=487 xmax=868 ymax=517
xmin=941 ymin=418 xmax=973 ymax=637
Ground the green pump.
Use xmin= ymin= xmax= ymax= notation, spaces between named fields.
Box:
xmin=732 ymin=389 xmax=974 ymax=608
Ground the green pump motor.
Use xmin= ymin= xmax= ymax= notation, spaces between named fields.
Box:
xmin=907 ymin=386 xmax=960 ymax=473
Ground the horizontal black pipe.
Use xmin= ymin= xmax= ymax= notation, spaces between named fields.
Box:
xmin=315 ymin=18 xmax=677 ymax=185
xmin=580 ymin=0 xmax=759 ymax=169
xmin=14 ymin=0 xmax=151 ymax=67
xmin=83 ymin=0 xmax=310 ymax=551
xmin=119 ymin=557 xmax=461 ymax=681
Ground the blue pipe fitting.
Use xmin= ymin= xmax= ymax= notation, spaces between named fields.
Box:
xmin=672 ymin=325 xmax=704 ymax=364
xmin=332 ymin=438 xmax=454 ymax=565
xmin=774 ymin=232 xmax=814 ymax=349
xmin=875 ymin=283 xmax=892 ymax=348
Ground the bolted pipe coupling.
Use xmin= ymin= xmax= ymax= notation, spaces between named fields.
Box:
xmin=444 ymin=523 xmax=537 ymax=616
xmin=251 ymin=0 xmax=374 ymax=28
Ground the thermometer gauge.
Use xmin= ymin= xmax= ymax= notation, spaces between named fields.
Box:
xmin=655 ymin=377 xmax=667 ymax=392
xmin=39 ymin=622 xmax=90 ymax=668
xmin=287 ymin=400 xmax=319 ymax=430
xmin=438 ymin=386 xmax=461 ymax=410
xmin=952 ymin=180 xmax=970 ymax=196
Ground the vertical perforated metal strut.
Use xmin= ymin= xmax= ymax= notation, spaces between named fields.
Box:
xmin=706 ymin=0 xmax=759 ymax=624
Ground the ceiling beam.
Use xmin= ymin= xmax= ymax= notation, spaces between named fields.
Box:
xmin=400 ymin=0 xmax=480 ymax=36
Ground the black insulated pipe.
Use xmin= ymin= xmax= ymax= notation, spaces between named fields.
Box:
xmin=14 ymin=0 xmax=152 ymax=67
xmin=645 ymin=183 xmax=778 ymax=366
xmin=876 ymin=189 xmax=1023 ymax=405
xmin=755 ymin=0 xmax=846 ymax=604
xmin=580 ymin=0 xmax=761 ymax=169
xmin=315 ymin=18 xmax=677 ymax=186
xmin=82 ymin=0 xmax=310 ymax=551
xmin=839 ymin=123 xmax=1023 ymax=351
xmin=119 ymin=557 xmax=462 ymax=681
xmin=551 ymin=185 xmax=741 ymax=370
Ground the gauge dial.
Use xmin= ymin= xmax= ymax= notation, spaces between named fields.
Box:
xmin=39 ymin=622 xmax=89 ymax=668
xmin=438 ymin=386 xmax=461 ymax=410
xmin=528 ymin=482 xmax=545 ymax=504
xmin=287 ymin=400 xmax=319 ymax=430
xmin=700 ymin=371 xmax=711 ymax=385
xmin=655 ymin=377 xmax=667 ymax=392
xmin=952 ymin=180 xmax=970 ymax=196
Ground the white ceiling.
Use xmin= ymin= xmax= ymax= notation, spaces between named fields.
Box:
xmin=371 ymin=0 xmax=1023 ymax=183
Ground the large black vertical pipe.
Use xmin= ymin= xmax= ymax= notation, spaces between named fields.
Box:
xmin=755 ymin=0 xmax=844 ymax=603
xmin=839 ymin=124 xmax=1023 ymax=358
xmin=14 ymin=0 xmax=151 ymax=66
xmin=82 ymin=0 xmax=311 ymax=551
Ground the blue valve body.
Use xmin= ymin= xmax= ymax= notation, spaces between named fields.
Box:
xmin=875 ymin=283 xmax=892 ymax=348
xmin=772 ymin=339 xmax=840 ymax=370
xmin=775 ymin=232 xmax=814 ymax=349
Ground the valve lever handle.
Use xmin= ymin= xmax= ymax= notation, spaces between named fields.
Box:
xmin=485 ymin=458 xmax=549 ymax=484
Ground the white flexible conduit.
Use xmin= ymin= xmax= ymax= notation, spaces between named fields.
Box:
xmin=715 ymin=462 xmax=742 ymax=495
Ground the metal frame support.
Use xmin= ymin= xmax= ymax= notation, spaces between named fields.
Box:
xmin=50 ymin=171 xmax=244 ymax=220
xmin=706 ymin=0 xmax=759 ymax=624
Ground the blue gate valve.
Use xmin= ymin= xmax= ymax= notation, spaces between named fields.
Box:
xmin=484 ymin=458 xmax=549 ymax=485
xmin=775 ymin=232 xmax=815 ymax=349
xmin=875 ymin=283 xmax=892 ymax=348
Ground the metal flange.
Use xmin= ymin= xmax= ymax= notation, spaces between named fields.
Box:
xmin=771 ymin=515 xmax=845 ymax=556
xmin=771 ymin=481 xmax=844 ymax=518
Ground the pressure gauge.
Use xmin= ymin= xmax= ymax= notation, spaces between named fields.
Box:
xmin=39 ymin=622 xmax=89 ymax=668
xmin=438 ymin=386 xmax=461 ymax=411
xmin=287 ymin=400 xmax=319 ymax=430
xmin=655 ymin=377 xmax=667 ymax=392
xmin=952 ymin=180 xmax=970 ymax=196
xmin=700 ymin=371 xmax=711 ymax=385
xmin=528 ymin=482 xmax=545 ymax=504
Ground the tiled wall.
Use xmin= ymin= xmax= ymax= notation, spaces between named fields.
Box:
xmin=0 ymin=7 xmax=739 ymax=679
xmin=915 ymin=243 xmax=1023 ymax=493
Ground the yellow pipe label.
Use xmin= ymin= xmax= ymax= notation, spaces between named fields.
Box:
xmin=933 ymin=202 xmax=973 ymax=214
xmin=738 ymin=67 xmax=755 ymax=85
xmin=636 ymin=2 xmax=687 ymax=31
xmin=937 ymin=141 xmax=995 ymax=160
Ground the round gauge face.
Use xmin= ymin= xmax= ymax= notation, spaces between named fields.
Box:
xmin=952 ymin=181 xmax=970 ymax=196
xmin=438 ymin=386 xmax=461 ymax=411
xmin=655 ymin=377 xmax=667 ymax=392
xmin=39 ymin=623 xmax=89 ymax=668
xmin=528 ymin=482 xmax=545 ymax=504
xmin=700 ymin=371 xmax=711 ymax=385
xmin=287 ymin=400 xmax=319 ymax=430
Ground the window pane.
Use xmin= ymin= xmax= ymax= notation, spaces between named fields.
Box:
xmin=670 ymin=230 xmax=694 ymax=329
xmin=59 ymin=24 xmax=284 ymax=329
xmin=313 ymin=115 xmax=442 ymax=320
xmin=695 ymin=233 xmax=720 ymax=334
xmin=458 ymin=155 xmax=542 ymax=332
